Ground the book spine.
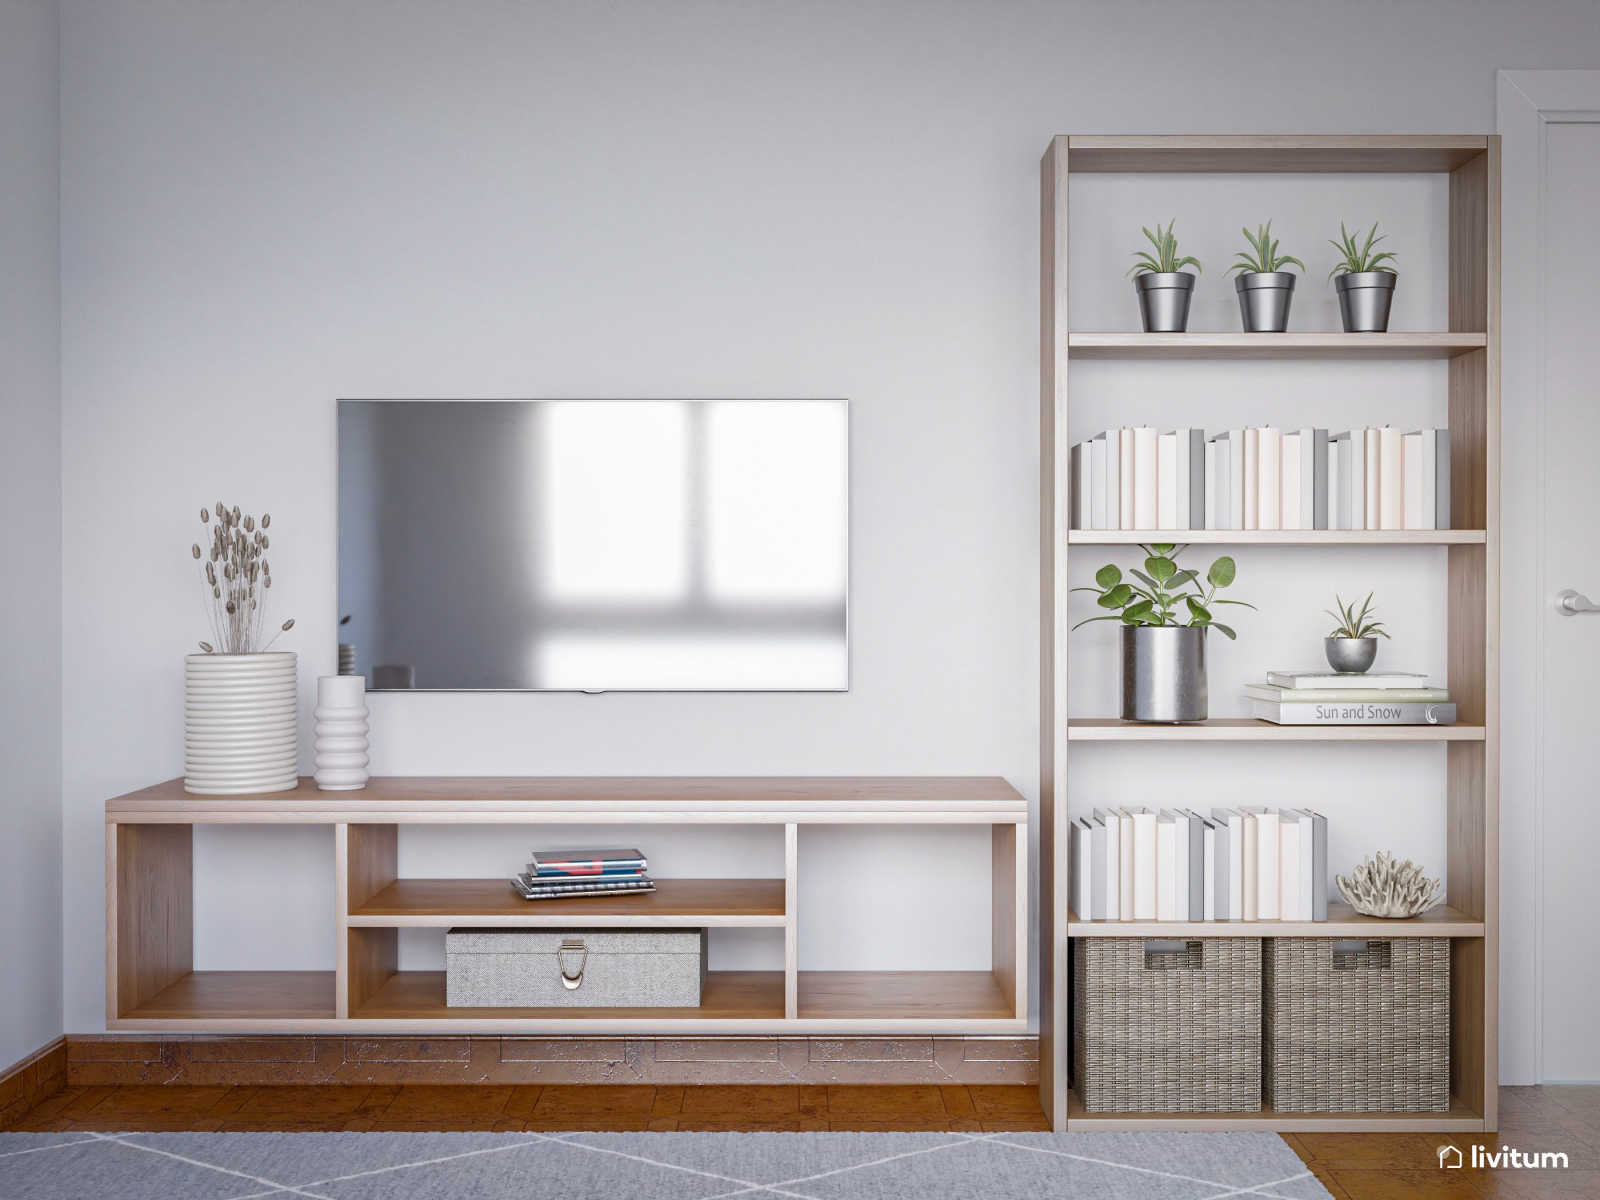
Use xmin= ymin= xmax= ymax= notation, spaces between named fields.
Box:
xmin=1073 ymin=819 xmax=1091 ymax=918
xmin=1252 ymin=699 xmax=1457 ymax=724
xmin=1308 ymin=429 xmax=1328 ymax=530
xmin=1362 ymin=428 xmax=1380 ymax=529
xmin=1132 ymin=809 xmax=1157 ymax=920
xmin=1210 ymin=813 xmax=1229 ymax=920
xmin=1186 ymin=429 xmax=1205 ymax=530
xmin=1241 ymin=814 xmax=1258 ymax=921
xmin=1403 ymin=431 xmax=1424 ymax=529
xmin=1280 ymin=432 xmax=1301 ymax=531
xmin=1118 ymin=810 xmax=1134 ymax=918
xmin=1258 ymin=427 xmax=1282 ymax=530
xmin=1134 ymin=427 xmax=1159 ymax=529
xmin=1157 ymin=432 xmax=1177 ymax=530
xmin=1204 ymin=438 xmax=1220 ymax=530
xmin=1187 ymin=809 xmax=1205 ymax=920
xmin=1311 ymin=811 xmax=1328 ymax=921
xmin=1245 ymin=685 xmax=1450 ymax=703
xmin=1156 ymin=815 xmax=1176 ymax=921
xmin=1417 ymin=429 xmax=1436 ymax=531
xmin=1333 ymin=432 xmax=1350 ymax=530
xmin=1091 ymin=817 xmax=1107 ymax=920
xmin=1297 ymin=808 xmax=1315 ymax=924
xmin=1279 ymin=814 xmax=1300 ymax=922
xmin=1254 ymin=809 xmax=1280 ymax=920
xmin=1070 ymin=443 xmax=1086 ymax=531
xmin=1091 ymin=435 xmax=1108 ymax=530
xmin=1379 ymin=425 xmax=1403 ymax=530
xmin=1167 ymin=810 xmax=1188 ymax=921
xmin=1243 ymin=428 xmax=1260 ymax=530
xmin=1436 ymin=428 xmax=1451 ymax=530
xmin=1202 ymin=819 xmax=1216 ymax=922
xmin=1118 ymin=428 xmax=1135 ymax=530
xmin=1227 ymin=430 xmax=1245 ymax=530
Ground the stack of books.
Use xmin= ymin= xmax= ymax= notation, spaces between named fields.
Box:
xmin=1250 ymin=671 xmax=1454 ymax=725
xmin=512 ymin=848 xmax=655 ymax=901
xmin=1070 ymin=807 xmax=1329 ymax=922
xmin=1068 ymin=425 xmax=1450 ymax=531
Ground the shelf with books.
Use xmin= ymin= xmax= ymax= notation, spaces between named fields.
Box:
xmin=1067 ymin=331 xmax=1487 ymax=360
xmin=1065 ymin=901 xmax=1485 ymax=938
xmin=1042 ymin=133 xmax=1500 ymax=1132
xmin=347 ymin=878 xmax=787 ymax=927
xmin=1067 ymin=529 xmax=1485 ymax=545
xmin=1065 ymin=719 xmax=1485 ymax=741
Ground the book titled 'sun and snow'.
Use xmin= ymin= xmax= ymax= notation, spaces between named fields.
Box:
xmin=1251 ymin=672 xmax=1455 ymax=725
xmin=1068 ymin=806 xmax=1328 ymax=923
xmin=1069 ymin=426 xmax=1449 ymax=531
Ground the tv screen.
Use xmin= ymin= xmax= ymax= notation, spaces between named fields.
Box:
xmin=337 ymin=400 xmax=848 ymax=690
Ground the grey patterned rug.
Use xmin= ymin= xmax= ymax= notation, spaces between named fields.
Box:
xmin=0 ymin=1129 xmax=1329 ymax=1199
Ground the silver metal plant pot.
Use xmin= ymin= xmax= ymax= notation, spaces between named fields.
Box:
xmin=1235 ymin=271 xmax=1296 ymax=332
xmin=1134 ymin=272 xmax=1196 ymax=333
xmin=1334 ymin=271 xmax=1397 ymax=332
xmin=1122 ymin=625 xmax=1207 ymax=723
xmin=1325 ymin=636 xmax=1379 ymax=674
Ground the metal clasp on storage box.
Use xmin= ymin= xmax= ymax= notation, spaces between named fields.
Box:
xmin=558 ymin=938 xmax=588 ymax=989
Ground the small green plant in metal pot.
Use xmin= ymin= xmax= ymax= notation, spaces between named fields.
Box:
xmin=1127 ymin=220 xmax=1202 ymax=333
xmin=1075 ymin=545 xmax=1253 ymax=723
xmin=1226 ymin=220 xmax=1305 ymax=333
xmin=1328 ymin=221 xmax=1399 ymax=332
xmin=1324 ymin=591 xmax=1389 ymax=673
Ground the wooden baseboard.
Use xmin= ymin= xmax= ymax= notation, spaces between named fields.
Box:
xmin=66 ymin=1033 xmax=1038 ymax=1086
xmin=0 ymin=1037 xmax=68 ymax=1129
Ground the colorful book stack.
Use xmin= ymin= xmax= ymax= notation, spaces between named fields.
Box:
xmin=1250 ymin=672 xmax=1454 ymax=725
xmin=1069 ymin=807 xmax=1328 ymax=922
xmin=1068 ymin=425 xmax=1450 ymax=531
xmin=512 ymin=847 xmax=655 ymax=900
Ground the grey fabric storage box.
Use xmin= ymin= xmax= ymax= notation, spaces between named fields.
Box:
xmin=445 ymin=927 xmax=707 ymax=1007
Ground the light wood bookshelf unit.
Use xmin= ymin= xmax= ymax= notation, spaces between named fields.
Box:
xmin=106 ymin=775 xmax=1028 ymax=1035
xmin=1039 ymin=135 xmax=1499 ymax=1132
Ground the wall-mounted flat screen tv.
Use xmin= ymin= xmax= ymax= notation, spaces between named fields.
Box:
xmin=338 ymin=400 xmax=848 ymax=690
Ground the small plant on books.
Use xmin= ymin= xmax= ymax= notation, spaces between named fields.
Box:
xmin=1326 ymin=592 xmax=1390 ymax=641
xmin=1073 ymin=544 xmax=1252 ymax=639
xmin=1226 ymin=220 xmax=1305 ymax=275
xmin=1126 ymin=219 xmax=1203 ymax=276
xmin=1326 ymin=220 xmax=1397 ymax=278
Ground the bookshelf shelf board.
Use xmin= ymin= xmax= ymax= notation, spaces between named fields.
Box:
xmin=1065 ymin=1089 xmax=1486 ymax=1133
xmin=1066 ymin=719 xmax=1486 ymax=742
xmin=1068 ymin=529 xmax=1485 ymax=546
xmin=796 ymin=971 xmax=1015 ymax=1022
xmin=1064 ymin=135 xmax=1488 ymax=175
xmin=1066 ymin=902 xmax=1485 ymax=939
xmin=353 ymin=970 xmax=785 ymax=1023
xmin=116 ymin=972 xmax=336 ymax=1024
xmin=348 ymin=878 xmax=787 ymax=927
xmin=1067 ymin=332 xmax=1486 ymax=360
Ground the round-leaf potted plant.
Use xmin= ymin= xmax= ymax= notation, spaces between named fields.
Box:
xmin=1075 ymin=544 xmax=1252 ymax=723
xmin=1226 ymin=220 xmax=1304 ymax=333
xmin=1127 ymin=220 xmax=1202 ymax=333
xmin=1328 ymin=221 xmax=1398 ymax=332
xmin=1325 ymin=591 xmax=1389 ymax=673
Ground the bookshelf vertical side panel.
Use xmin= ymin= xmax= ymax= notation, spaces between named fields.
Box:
xmin=114 ymin=823 xmax=193 ymax=1017
xmin=343 ymin=824 xmax=398 ymax=1019
xmin=784 ymin=822 xmax=798 ymax=1021
xmin=992 ymin=822 xmax=1018 ymax=1015
xmin=1040 ymin=134 xmax=1071 ymax=1130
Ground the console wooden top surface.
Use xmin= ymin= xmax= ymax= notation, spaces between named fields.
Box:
xmin=106 ymin=776 xmax=1029 ymax=822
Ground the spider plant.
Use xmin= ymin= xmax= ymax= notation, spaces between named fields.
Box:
xmin=1326 ymin=592 xmax=1390 ymax=640
xmin=1226 ymin=220 xmax=1304 ymax=275
xmin=1126 ymin=220 xmax=1203 ymax=277
xmin=1073 ymin=544 xmax=1252 ymax=639
xmin=1327 ymin=221 xmax=1398 ymax=279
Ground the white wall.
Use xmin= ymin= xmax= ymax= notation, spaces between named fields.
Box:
xmin=0 ymin=0 xmax=63 ymax=1068
xmin=57 ymin=0 xmax=1600 ymax=1054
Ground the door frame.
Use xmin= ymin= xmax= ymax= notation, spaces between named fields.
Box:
xmin=1497 ymin=69 xmax=1600 ymax=1085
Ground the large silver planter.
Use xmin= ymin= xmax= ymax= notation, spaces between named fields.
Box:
xmin=1324 ymin=636 xmax=1379 ymax=674
xmin=1334 ymin=271 xmax=1397 ymax=332
xmin=1121 ymin=625 xmax=1207 ymax=723
xmin=1134 ymin=272 xmax=1196 ymax=332
xmin=1235 ymin=271 xmax=1296 ymax=332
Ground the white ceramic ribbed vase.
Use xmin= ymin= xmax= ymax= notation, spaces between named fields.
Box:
xmin=313 ymin=674 xmax=369 ymax=791
xmin=184 ymin=652 xmax=299 ymax=794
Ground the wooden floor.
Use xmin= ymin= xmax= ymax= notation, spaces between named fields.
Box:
xmin=10 ymin=1082 xmax=1597 ymax=1198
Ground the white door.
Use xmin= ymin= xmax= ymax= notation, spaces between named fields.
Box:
xmin=1501 ymin=71 xmax=1600 ymax=1084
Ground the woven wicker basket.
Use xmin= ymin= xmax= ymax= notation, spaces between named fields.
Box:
xmin=1264 ymin=937 xmax=1450 ymax=1113
xmin=1073 ymin=937 xmax=1262 ymax=1113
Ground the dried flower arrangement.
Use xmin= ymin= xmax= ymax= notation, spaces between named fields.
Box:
xmin=1335 ymin=852 xmax=1443 ymax=918
xmin=192 ymin=503 xmax=294 ymax=654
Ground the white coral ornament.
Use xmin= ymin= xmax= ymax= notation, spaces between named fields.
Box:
xmin=1335 ymin=852 xmax=1444 ymax=918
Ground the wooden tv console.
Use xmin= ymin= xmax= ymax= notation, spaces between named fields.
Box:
xmin=106 ymin=776 xmax=1029 ymax=1034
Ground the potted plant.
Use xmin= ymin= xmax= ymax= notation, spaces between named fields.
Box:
xmin=1075 ymin=544 xmax=1251 ymax=722
xmin=1325 ymin=591 xmax=1389 ymax=673
xmin=1226 ymin=220 xmax=1304 ymax=332
xmin=1328 ymin=221 xmax=1398 ymax=332
xmin=186 ymin=504 xmax=298 ymax=795
xmin=1127 ymin=220 xmax=1202 ymax=333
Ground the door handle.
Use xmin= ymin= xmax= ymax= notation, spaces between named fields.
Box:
xmin=1555 ymin=589 xmax=1600 ymax=616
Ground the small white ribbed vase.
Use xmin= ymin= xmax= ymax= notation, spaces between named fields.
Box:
xmin=313 ymin=674 xmax=369 ymax=791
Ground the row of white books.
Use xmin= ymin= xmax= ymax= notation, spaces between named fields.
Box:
xmin=1069 ymin=806 xmax=1329 ymax=923
xmin=1068 ymin=426 xmax=1450 ymax=531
